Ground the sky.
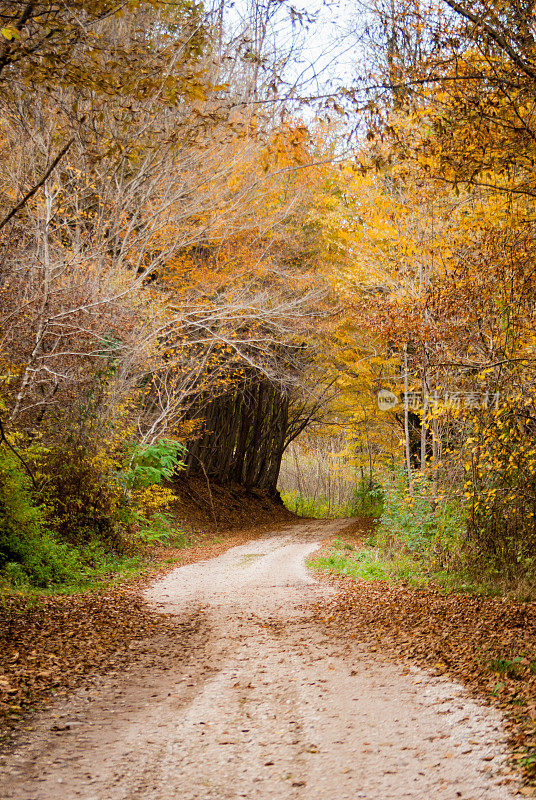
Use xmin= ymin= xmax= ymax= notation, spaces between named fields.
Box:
xmin=219 ymin=0 xmax=368 ymax=109
xmin=274 ymin=0 xmax=360 ymax=96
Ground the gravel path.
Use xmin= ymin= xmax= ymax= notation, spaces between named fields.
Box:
xmin=1 ymin=519 xmax=520 ymax=799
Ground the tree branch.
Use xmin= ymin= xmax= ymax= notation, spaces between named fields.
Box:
xmin=0 ymin=0 xmax=37 ymax=79
xmin=0 ymin=415 xmax=39 ymax=490
xmin=442 ymin=0 xmax=536 ymax=82
xmin=0 ymin=136 xmax=75 ymax=232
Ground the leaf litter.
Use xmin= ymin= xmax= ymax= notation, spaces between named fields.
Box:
xmin=316 ymin=570 xmax=536 ymax=789
xmin=0 ymin=526 xmax=269 ymax=744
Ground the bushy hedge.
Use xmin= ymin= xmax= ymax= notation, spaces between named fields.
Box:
xmin=0 ymin=449 xmax=88 ymax=587
xmin=376 ymin=470 xmax=466 ymax=574
xmin=0 ymin=438 xmax=187 ymax=589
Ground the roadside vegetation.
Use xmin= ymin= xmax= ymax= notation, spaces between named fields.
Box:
xmin=307 ymin=470 xmax=536 ymax=600
xmin=0 ymin=438 xmax=194 ymax=591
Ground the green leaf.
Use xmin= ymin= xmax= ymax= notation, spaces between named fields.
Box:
xmin=1 ymin=26 xmax=20 ymax=41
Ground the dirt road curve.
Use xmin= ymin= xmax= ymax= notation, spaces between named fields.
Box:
xmin=1 ymin=520 xmax=520 ymax=799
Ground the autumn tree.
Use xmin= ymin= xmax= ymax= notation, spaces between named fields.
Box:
xmin=151 ymin=122 xmax=344 ymax=494
xmin=329 ymin=0 xmax=536 ymax=568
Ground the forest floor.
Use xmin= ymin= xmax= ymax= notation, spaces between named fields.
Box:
xmin=0 ymin=517 xmax=525 ymax=799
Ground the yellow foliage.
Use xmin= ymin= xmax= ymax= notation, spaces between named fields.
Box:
xmin=131 ymin=484 xmax=177 ymax=515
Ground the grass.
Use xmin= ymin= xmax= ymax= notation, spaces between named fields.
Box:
xmin=308 ymin=537 xmax=423 ymax=587
xmin=308 ymin=535 xmax=536 ymax=600
xmin=34 ymin=554 xmax=146 ymax=595
xmin=311 ymin=545 xmax=389 ymax=580
xmin=0 ymin=526 xmax=198 ymax=597
xmin=308 ymin=539 xmax=423 ymax=583
xmin=281 ymin=492 xmax=372 ymax=519
xmin=487 ymin=656 xmax=529 ymax=680
xmin=3 ymin=552 xmax=157 ymax=598
xmin=280 ymin=491 xmax=357 ymax=518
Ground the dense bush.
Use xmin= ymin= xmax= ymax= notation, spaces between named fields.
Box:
xmin=350 ymin=477 xmax=384 ymax=519
xmin=376 ymin=470 xmax=466 ymax=574
xmin=38 ymin=444 xmax=123 ymax=548
xmin=0 ymin=434 xmax=189 ymax=589
xmin=309 ymin=470 xmax=470 ymax=588
xmin=0 ymin=448 xmax=88 ymax=587
xmin=460 ymin=402 xmax=536 ymax=572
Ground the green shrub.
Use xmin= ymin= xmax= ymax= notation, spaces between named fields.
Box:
xmin=127 ymin=509 xmax=191 ymax=547
xmin=117 ymin=439 xmax=187 ymax=490
xmin=309 ymin=469 xmax=536 ymax=596
xmin=349 ymin=477 xmax=385 ymax=518
xmin=377 ymin=469 xmax=466 ymax=573
xmin=0 ymin=448 xmax=45 ymax=559
xmin=0 ymin=435 xmax=192 ymax=590
xmin=0 ymin=447 xmax=85 ymax=587
xmin=114 ymin=440 xmax=188 ymax=547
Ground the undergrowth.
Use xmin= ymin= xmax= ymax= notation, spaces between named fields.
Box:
xmin=280 ymin=491 xmax=356 ymax=518
xmin=0 ymin=443 xmax=191 ymax=592
xmin=309 ymin=469 xmax=536 ymax=599
xmin=281 ymin=477 xmax=384 ymax=519
xmin=309 ymin=539 xmax=474 ymax=592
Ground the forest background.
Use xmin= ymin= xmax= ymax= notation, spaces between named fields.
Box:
xmin=1 ymin=0 xmax=535 ymax=596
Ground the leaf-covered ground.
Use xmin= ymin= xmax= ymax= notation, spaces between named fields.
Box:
xmin=5 ymin=511 xmax=534 ymax=792
xmin=0 ymin=526 xmax=272 ymax=744
xmin=312 ymin=539 xmax=536 ymax=790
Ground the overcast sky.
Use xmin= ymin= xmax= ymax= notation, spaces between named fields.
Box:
xmin=220 ymin=0 xmax=366 ymax=103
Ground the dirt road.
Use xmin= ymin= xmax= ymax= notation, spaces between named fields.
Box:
xmin=1 ymin=520 xmax=520 ymax=799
